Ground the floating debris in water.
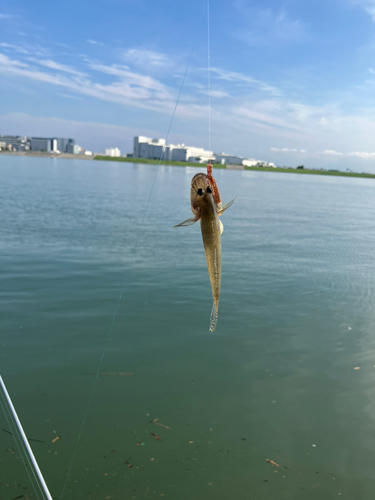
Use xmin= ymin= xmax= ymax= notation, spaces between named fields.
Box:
xmin=266 ymin=459 xmax=280 ymax=467
xmin=155 ymin=422 xmax=171 ymax=430
xmin=51 ymin=436 xmax=60 ymax=443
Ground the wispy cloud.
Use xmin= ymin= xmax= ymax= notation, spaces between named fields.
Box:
xmin=233 ymin=3 xmax=310 ymax=46
xmin=0 ymin=53 xmax=28 ymax=68
xmin=33 ymin=59 xmax=87 ymax=76
xmin=0 ymin=42 xmax=29 ymax=54
xmin=123 ymin=48 xmax=172 ymax=68
xmin=0 ymin=13 xmax=17 ymax=20
xmin=0 ymin=52 xmax=177 ymax=114
xmin=56 ymin=93 xmax=81 ymax=100
xmin=271 ymin=147 xmax=306 ymax=153
xmin=322 ymin=149 xmax=375 ymax=158
xmin=363 ymin=0 xmax=375 ymax=20
xmin=349 ymin=0 xmax=375 ymax=21
xmin=0 ymin=41 xmax=50 ymax=56
xmin=210 ymin=67 xmax=281 ymax=96
xmin=87 ymin=39 xmax=104 ymax=46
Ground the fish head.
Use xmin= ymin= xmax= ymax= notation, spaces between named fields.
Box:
xmin=190 ymin=173 xmax=214 ymax=209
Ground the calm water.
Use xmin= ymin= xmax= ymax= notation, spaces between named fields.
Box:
xmin=1 ymin=156 xmax=375 ymax=499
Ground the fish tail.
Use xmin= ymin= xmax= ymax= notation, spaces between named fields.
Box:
xmin=209 ymin=302 xmax=219 ymax=332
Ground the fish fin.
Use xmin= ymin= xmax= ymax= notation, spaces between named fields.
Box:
xmin=209 ymin=302 xmax=219 ymax=332
xmin=218 ymin=197 xmax=236 ymax=216
xmin=219 ymin=219 xmax=224 ymax=234
xmin=173 ymin=216 xmax=198 ymax=227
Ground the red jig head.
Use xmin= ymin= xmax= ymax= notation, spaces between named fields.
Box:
xmin=206 ymin=162 xmax=222 ymax=209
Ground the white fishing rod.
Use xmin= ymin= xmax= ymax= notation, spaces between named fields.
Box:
xmin=0 ymin=375 xmax=53 ymax=500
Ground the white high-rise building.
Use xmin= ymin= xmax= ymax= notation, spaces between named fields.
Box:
xmin=133 ymin=136 xmax=213 ymax=163
xmin=133 ymin=136 xmax=165 ymax=159
xmin=105 ymin=147 xmax=121 ymax=157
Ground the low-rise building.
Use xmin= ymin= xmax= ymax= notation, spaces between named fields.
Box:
xmin=214 ymin=152 xmax=275 ymax=168
xmin=67 ymin=143 xmax=81 ymax=154
xmin=0 ymin=135 xmax=30 ymax=151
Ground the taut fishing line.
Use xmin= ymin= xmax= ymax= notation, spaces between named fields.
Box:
xmin=60 ymin=8 xmax=207 ymax=499
xmin=207 ymin=0 xmax=211 ymax=153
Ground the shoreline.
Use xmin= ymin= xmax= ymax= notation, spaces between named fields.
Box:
xmin=1 ymin=151 xmax=375 ymax=179
xmin=0 ymin=151 xmax=95 ymax=160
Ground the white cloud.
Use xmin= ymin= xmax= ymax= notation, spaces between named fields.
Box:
xmin=34 ymin=59 xmax=87 ymax=76
xmin=0 ymin=53 xmax=29 ymax=68
xmin=87 ymin=39 xmax=104 ymax=46
xmin=123 ymin=48 xmax=171 ymax=68
xmin=321 ymin=149 xmax=375 ymax=158
xmin=348 ymin=151 xmax=375 ymax=158
xmin=210 ymin=67 xmax=281 ymax=96
xmin=0 ymin=42 xmax=30 ymax=54
xmin=0 ymin=42 xmax=50 ymax=57
xmin=56 ymin=93 xmax=81 ymax=100
xmin=271 ymin=147 xmax=306 ymax=153
xmin=0 ymin=13 xmax=17 ymax=19
xmin=233 ymin=3 xmax=309 ymax=46
xmin=365 ymin=2 xmax=375 ymax=20
xmin=0 ymin=112 xmax=162 ymax=153
xmin=350 ymin=0 xmax=375 ymax=21
xmin=0 ymin=52 xmax=177 ymax=114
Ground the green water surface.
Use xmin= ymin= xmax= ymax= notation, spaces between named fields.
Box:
xmin=1 ymin=156 xmax=375 ymax=499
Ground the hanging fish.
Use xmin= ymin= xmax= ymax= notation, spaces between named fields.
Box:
xmin=174 ymin=168 xmax=235 ymax=332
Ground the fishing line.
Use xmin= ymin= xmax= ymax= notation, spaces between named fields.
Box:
xmin=207 ymin=0 xmax=211 ymax=153
xmin=0 ymin=390 xmax=45 ymax=500
xmin=60 ymin=13 xmax=204 ymax=500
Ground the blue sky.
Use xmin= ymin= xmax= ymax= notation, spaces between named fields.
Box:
xmin=2 ymin=0 xmax=375 ymax=171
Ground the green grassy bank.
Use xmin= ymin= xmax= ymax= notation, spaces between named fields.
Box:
xmin=244 ymin=166 xmax=375 ymax=179
xmin=94 ymin=156 xmax=375 ymax=179
xmin=94 ymin=156 xmax=226 ymax=168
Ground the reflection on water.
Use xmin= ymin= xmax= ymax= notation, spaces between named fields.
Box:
xmin=1 ymin=156 xmax=375 ymax=499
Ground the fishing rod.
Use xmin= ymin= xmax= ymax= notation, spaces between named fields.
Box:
xmin=0 ymin=375 xmax=53 ymax=500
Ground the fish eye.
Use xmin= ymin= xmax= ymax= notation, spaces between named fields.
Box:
xmin=197 ymin=188 xmax=203 ymax=196
xmin=206 ymin=186 xmax=212 ymax=194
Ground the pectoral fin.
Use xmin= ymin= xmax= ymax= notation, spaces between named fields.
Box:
xmin=173 ymin=216 xmax=199 ymax=227
xmin=218 ymin=197 xmax=236 ymax=216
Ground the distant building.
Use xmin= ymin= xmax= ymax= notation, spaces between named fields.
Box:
xmin=133 ymin=136 xmax=213 ymax=163
xmin=54 ymin=138 xmax=75 ymax=153
xmin=134 ymin=137 xmax=165 ymax=159
xmin=0 ymin=135 xmax=30 ymax=151
xmin=30 ymin=137 xmax=52 ymax=152
xmin=214 ymin=153 xmax=244 ymax=165
xmin=105 ymin=147 xmax=121 ymax=157
xmin=30 ymin=137 xmax=75 ymax=153
xmin=171 ymin=146 xmax=213 ymax=163
xmin=214 ymin=152 xmax=275 ymax=168
xmin=66 ymin=143 xmax=81 ymax=154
